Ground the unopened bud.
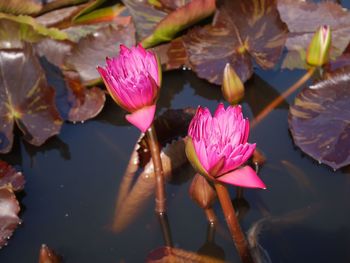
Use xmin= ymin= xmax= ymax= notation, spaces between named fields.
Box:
xmin=306 ymin=25 xmax=331 ymax=67
xmin=221 ymin=63 xmax=244 ymax=105
xmin=189 ymin=174 xmax=216 ymax=209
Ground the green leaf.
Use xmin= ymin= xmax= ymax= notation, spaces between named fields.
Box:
xmin=141 ymin=0 xmax=215 ymax=48
xmin=0 ymin=13 xmax=67 ymax=47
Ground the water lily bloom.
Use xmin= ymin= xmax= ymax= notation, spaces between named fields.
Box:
xmin=306 ymin=25 xmax=331 ymax=67
xmin=186 ymin=103 xmax=266 ymax=189
xmin=97 ymin=44 xmax=161 ymax=132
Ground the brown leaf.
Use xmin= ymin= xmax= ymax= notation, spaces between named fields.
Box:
xmin=183 ymin=0 xmax=288 ymax=84
xmin=288 ymin=72 xmax=350 ymax=170
xmin=0 ymin=188 xmax=21 ymax=249
xmin=64 ymin=20 xmax=136 ymax=85
xmin=63 ymin=71 xmax=106 ymax=122
xmin=0 ymin=160 xmax=25 ymax=191
xmin=0 ymin=44 xmax=63 ymax=153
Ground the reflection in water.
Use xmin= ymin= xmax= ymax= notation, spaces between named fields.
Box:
xmin=112 ymin=140 xmax=189 ymax=232
xmin=197 ymin=224 xmax=226 ymax=261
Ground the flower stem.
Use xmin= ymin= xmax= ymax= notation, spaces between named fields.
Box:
xmin=158 ymin=213 xmax=173 ymax=247
xmin=204 ymin=208 xmax=217 ymax=224
xmin=251 ymin=67 xmax=316 ymax=129
xmin=214 ymin=182 xmax=254 ymax=263
xmin=146 ymin=124 xmax=166 ymax=213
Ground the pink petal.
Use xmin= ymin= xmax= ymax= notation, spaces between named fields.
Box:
xmin=125 ymin=105 xmax=156 ymax=132
xmin=217 ymin=165 xmax=266 ymax=189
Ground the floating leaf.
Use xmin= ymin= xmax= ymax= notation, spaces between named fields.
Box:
xmin=183 ymin=0 xmax=288 ymax=84
xmin=38 ymin=0 xmax=88 ymax=15
xmin=0 ymin=0 xmax=42 ymax=15
xmin=153 ymin=37 xmax=190 ymax=71
xmin=0 ymin=160 xmax=25 ymax=192
xmin=0 ymin=13 xmax=68 ymax=44
xmin=0 ymin=188 xmax=21 ymax=249
xmin=0 ymin=44 xmax=63 ymax=153
xmin=72 ymin=3 xmax=125 ymax=25
xmin=35 ymin=5 xmax=84 ymax=28
xmin=72 ymin=0 xmax=107 ymax=21
xmin=38 ymin=244 xmax=62 ymax=263
xmin=288 ymin=73 xmax=350 ymax=170
xmin=278 ymin=0 xmax=350 ymax=70
xmin=122 ymin=0 xmax=168 ymax=40
xmin=147 ymin=246 xmax=225 ymax=263
xmin=63 ymin=71 xmax=106 ymax=122
xmin=64 ymin=20 xmax=135 ymax=85
xmin=141 ymin=0 xmax=216 ymax=48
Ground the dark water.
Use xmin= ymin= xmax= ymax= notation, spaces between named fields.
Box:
xmin=1 ymin=61 xmax=350 ymax=263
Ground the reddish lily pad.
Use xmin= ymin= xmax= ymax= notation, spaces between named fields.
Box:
xmin=289 ymin=72 xmax=350 ymax=170
xmin=122 ymin=0 xmax=168 ymax=40
xmin=63 ymin=71 xmax=106 ymax=122
xmin=183 ymin=0 xmax=288 ymax=84
xmin=0 ymin=160 xmax=25 ymax=191
xmin=141 ymin=0 xmax=216 ymax=48
xmin=278 ymin=0 xmax=350 ymax=70
xmin=0 ymin=44 xmax=63 ymax=153
xmin=64 ymin=20 xmax=135 ymax=85
xmin=153 ymin=37 xmax=190 ymax=71
xmin=0 ymin=188 xmax=21 ymax=249
xmin=0 ymin=0 xmax=42 ymax=15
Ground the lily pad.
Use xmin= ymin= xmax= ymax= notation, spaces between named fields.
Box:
xmin=0 ymin=13 xmax=67 ymax=45
xmin=64 ymin=20 xmax=135 ymax=85
xmin=0 ymin=44 xmax=63 ymax=153
xmin=141 ymin=0 xmax=216 ymax=48
xmin=63 ymin=71 xmax=106 ymax=122
xmin=183 ymin=0 xmax=288 ymax=84
xmin=0 ymin=0 xmax=42 ymax=15
xmin=278 ymin=0 xmax=350 ymax=70
xmin=122 ymin=0 xmax=168 ymax=40
xmin=0 ymin=188 xmax=21 ymax=249
xmin=288 ymin=72 xmax=350 ymax=170
xmin=0 ymin=160 xmax=25 ymax=191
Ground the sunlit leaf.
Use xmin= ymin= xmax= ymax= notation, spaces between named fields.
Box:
xmin=147 ymin=246 xmax=225 ymax=263
xmin=64 ymin=20 xmax=135 ymax=85
xmin=278 ymin=0 xmax=350 ymax=70
xmin=0 ymin=160 xmax=25 ymax=192
xmin=288 ymin=73 xmax=350 ymax=170
xmin=0 ymin=0 xmax=42 ymax=15
xmin=141 ymin=0 xmax=216 ymax=48
xmin=0 ymin=188 xmax=20 ymax=249
xmin=122 ymin=0 xmax=168 ymax=40
xmin=0 ymin=44 xmax=63 ymax=153
xmin=36 ymin=5 xmax=84 ymax=28
xmin=183 ymin=0 xmax=288 ymax=85
xmin=38 ymin=0 xmax=88 ymax=15
xmin=72 ymin=0 xmax=107 ymax=21
xmin=38 ymin=244 xmax=62 ymax=263
xmin=72 ymin=3 xmax=125 ymax=25
xmin=0 ymin=13 xmax=67 ymax=48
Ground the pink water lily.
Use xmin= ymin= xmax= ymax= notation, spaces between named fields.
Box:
xmin=186 ymin=103 xmax=266 ymax=189
xmin=97 ymin=44 xmax=161 ymax=132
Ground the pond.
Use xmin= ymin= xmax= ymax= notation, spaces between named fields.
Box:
xmin=1 ymin=62 xmax=350 ymax=263
xmin=1 ymin=0 xmax=350 ymax=262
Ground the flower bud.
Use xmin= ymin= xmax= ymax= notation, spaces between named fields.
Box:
xmin=189 ymin=173 xmax=217 ymax=209
xmin=306 ymin=25 xmax=331 ymax=67
xmin=221 ymin=63 xmax=244 ymax=105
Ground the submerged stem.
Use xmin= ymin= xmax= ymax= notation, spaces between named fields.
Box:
xmin=251 ymin=67 xmax=316 ymax=128
xmin=158 ymin=213 xmax=173 ymax=247
xmin=146 ymin=124 xmax=166 ymax=213
xmin=214 ymin=182 xmax=254 ymax=263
